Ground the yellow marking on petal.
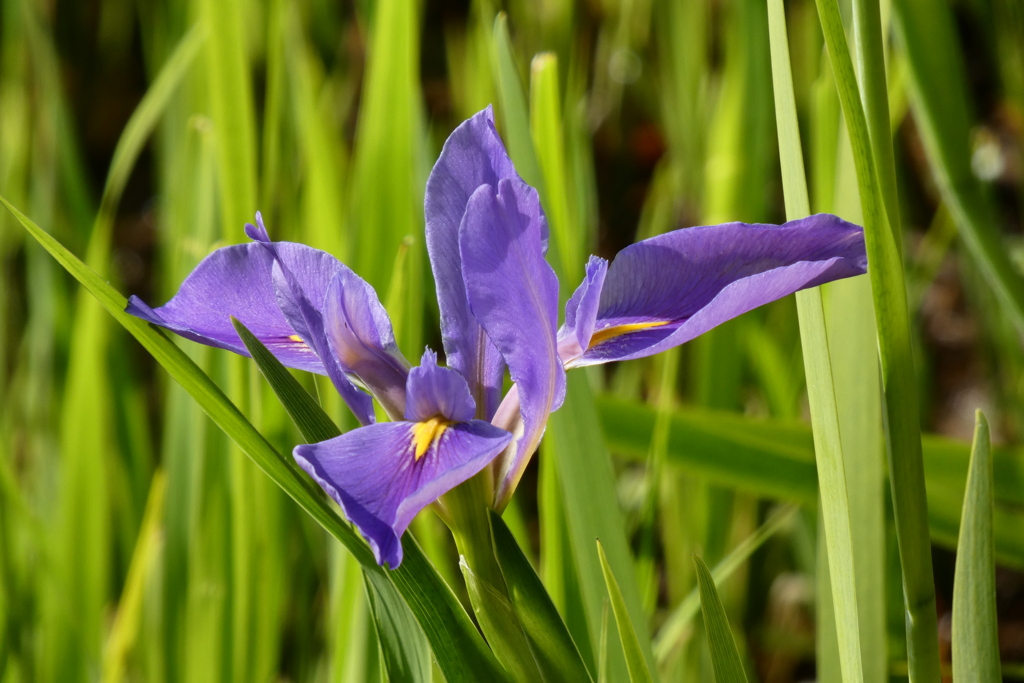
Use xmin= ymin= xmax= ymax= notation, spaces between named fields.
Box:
xmin=288 ymin=334 xmax=304 ymax=342
xmin=410 ymin=416 xmax=452 ymax=460
xmin=588 ymin=320 xmax=669 ymax=349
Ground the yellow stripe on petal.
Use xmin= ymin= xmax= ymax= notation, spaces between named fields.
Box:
xmin=588 ymin=320 xmax=669 ymax=349
xmin=410 ymin=416 xmax=452 ymax=460
xmin=288 ymin=334 xmax=304 ymax=342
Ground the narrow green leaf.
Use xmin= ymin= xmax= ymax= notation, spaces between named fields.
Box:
xmin=230 ymin=317 xmax=341 ymax=444
xmin=548 ymin=374 xmax=656 ymax=681
xmin=530 ymin=52 xmax=581 ymax=285
xmin=654 ymin=505 xmax=798 ymax=664
xmin=330 ymin=546 xmax=371 ymax=683
xmin=53 ymin=25 xmax=205 ymax=678
xmin=350 ymin=0 xmax=425 ymax=357
xmin=199 ymin=0 xmax=257 ymax=232
xmin=0 ymin=195 xmax=508 ymax=683
xmin=596 ymin=396 xmax=1024 ymax=568
xmin=459 ymin=558 xmax=542 ymax=683
xmin=596 ymin=541 xmax=654 ymax=683
xmin=890 ymin=0 xmax=1024 ymax=331
xmin=951 ymin=411 xmax=1000 ymax=682
xmin=233 ymin=317 xmax=432 ymax=682
xmin=692 ymin=555 xmax=749 ymax=683
xmin=97 ymin=24 xmax=203 ymax=240
xmin=813 ymin=0 xmax=941 ymax=675
xmin=852 ymin=0 xmax=901 ymax=254
xmin=101 ymin=471 xmax=167 ymax=683
xmin=599 ymin=395 xmax=818 ymax=505
xmin=490 ymin=510 xmax=594 ymax=682
xmin=364 ymin=572 xmax=432 ymax=683
xmin=491 ymin=13 xmax=544 ymax=192
xmin=766 ymin=2 xmax=864 ymax=681
xmin=283 ymin=1 xmax=349 ymax=259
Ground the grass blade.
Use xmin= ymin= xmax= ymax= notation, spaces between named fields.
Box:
xmin=350 ymin=0 xmax=425 ymax=357
xmin=233 ymin=317 xmax=432 ymax=682
xmin=852 ymin=0 xmax=901 ymax=253
xmin=0 ymin=194 xmax=508 ymax=683
xmin=491 ymin=13 xmax=544 ymax=193
xmin=766 ymin=2 xmax=865 ymax=680
xmin=597 ymin=396 xmax=1024 ymax=568
xmin=654 ymin=505 xmax=798 ymax=664
xmin=890 ymin=0 xmax=1024 ymax=331
xmin=490 ymin=510 xmax=594 ymax=682
xmin=199 ymin=0 xmax=256 ymax=231
xmin=951 ymin=411 xmax=1000 ymax=682
xmin=596 ymin=541 xmax=654 ymax=683
xmin=548 ymin=374 xmax=656 ymax=681
xmin=692 ymin=555 xmax=749 ymax=683
xmin=364 ymin=571 xmax=432 ymax=683
xmin=530 ymin=52 xmax=582 ymax=285
xmin=813 ymin=0 xmax=941 ymax=676
xmin=231 ymin=317 xmax=341 ymax=445
xmin=101 ymin=471 xmax=167 ymax=683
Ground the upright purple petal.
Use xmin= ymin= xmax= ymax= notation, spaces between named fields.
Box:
xmin=460 ymin=177 xmax=566 ymax=508
xmin=405 ymin=349 xmax=476 ymax=423
xmin=557 ymin=255 xmax=608 ymax=362
xmin=559 ymin=214 xmax=867 ymax=367
xmin=125 ymin=239 xmax=340 ymax=374
xmin=425 ymin=106 xmax=519 ymax=419
xmin=322 ymin=268 xmax=411 ymax=420
xmin=295 ymin=419 xmax=512 ymax=568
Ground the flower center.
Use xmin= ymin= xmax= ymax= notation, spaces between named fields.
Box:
xmin=588 ymin=320 xmax=669 ymax=349
xmin=410 ymin=416 xmax=452 ymax=460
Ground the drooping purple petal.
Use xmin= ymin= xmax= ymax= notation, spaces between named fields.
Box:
xmin=270 ymin=262 xmax=375 ymax=426
xmin=125 ymin=239 xmax=340 ymax=374
xmin=559 ymin=214 xmax=868 ymax=367
xmin=322 ymin=268 xmax=411 ymax=420
xmin=405 ymin=349 xmax=476 ymax=423
xmin=248 ymin=214 xmax=374 ymax=426
xmin=425 ymin=106 xmax=519 ymax=420
xmin=294 ymin=419 xmax=512 ymax=568
xmin=460 ymin=177 xmax=566 ymax=509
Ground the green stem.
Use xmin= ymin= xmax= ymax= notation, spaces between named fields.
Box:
xmin=445 ymin=471 xmax=503 ymax=585
xmin=813 ymin=1 xmax=941 ymax=679
xmin=765 ymin=2 xmax=864 ymax=681
xmin=852 ymin=0 xmax=902 ymax=256
xmin=443 ymin=472 xmax=540 ymax=683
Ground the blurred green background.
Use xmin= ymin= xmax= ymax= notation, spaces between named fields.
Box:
xmin=1 ymin=0 xmax=1024 ymax=680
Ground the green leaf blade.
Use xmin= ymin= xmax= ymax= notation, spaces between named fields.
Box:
xmin=813 ymin=0 xmax=942 ymax=676
xmin=490 ymin=510 xmax=594 ymax=683
xmin=0 ymin=194 xmax=508 ymax=683
xmin=596 ymin=541 xmax=654 ymax=683
xmin=230 ymin=317 xmax=341 ymax=445
xmin=549 ymin=374 xmax=656 ymax=681
xmin=951 ymin=411 xmax=1000 ymax=682
xmin=692 ymin=555 xmax=749 ymax=683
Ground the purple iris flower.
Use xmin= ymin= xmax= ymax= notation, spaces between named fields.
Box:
xmin=126 ymin=106 xmax=867 ymax=568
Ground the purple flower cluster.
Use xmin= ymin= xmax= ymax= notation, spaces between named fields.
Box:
xmin=127 ymin=107 xmax=866 ymax=568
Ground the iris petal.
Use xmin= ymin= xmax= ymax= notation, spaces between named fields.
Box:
xmin=404 ymin=349 xmax=476 ymax=424
xmin=557 ymin=255 xmax=608 ymax=361
xmin=460 ymin=177 xmax=565 ymax=508
xmin=125 ymin=239 xmax=339 ymax=374
xmin=425 ymin=106 xmax=519 ymax=419
xmin=322 ymin=268 xmax=411 ymax=420
xmin=559 ymin=214 xmax=868 ymax=367
xmin=250 ymin=217 xmax=375 ymax=425
xmin=294 ymin=418 xmax=511 ymax=568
